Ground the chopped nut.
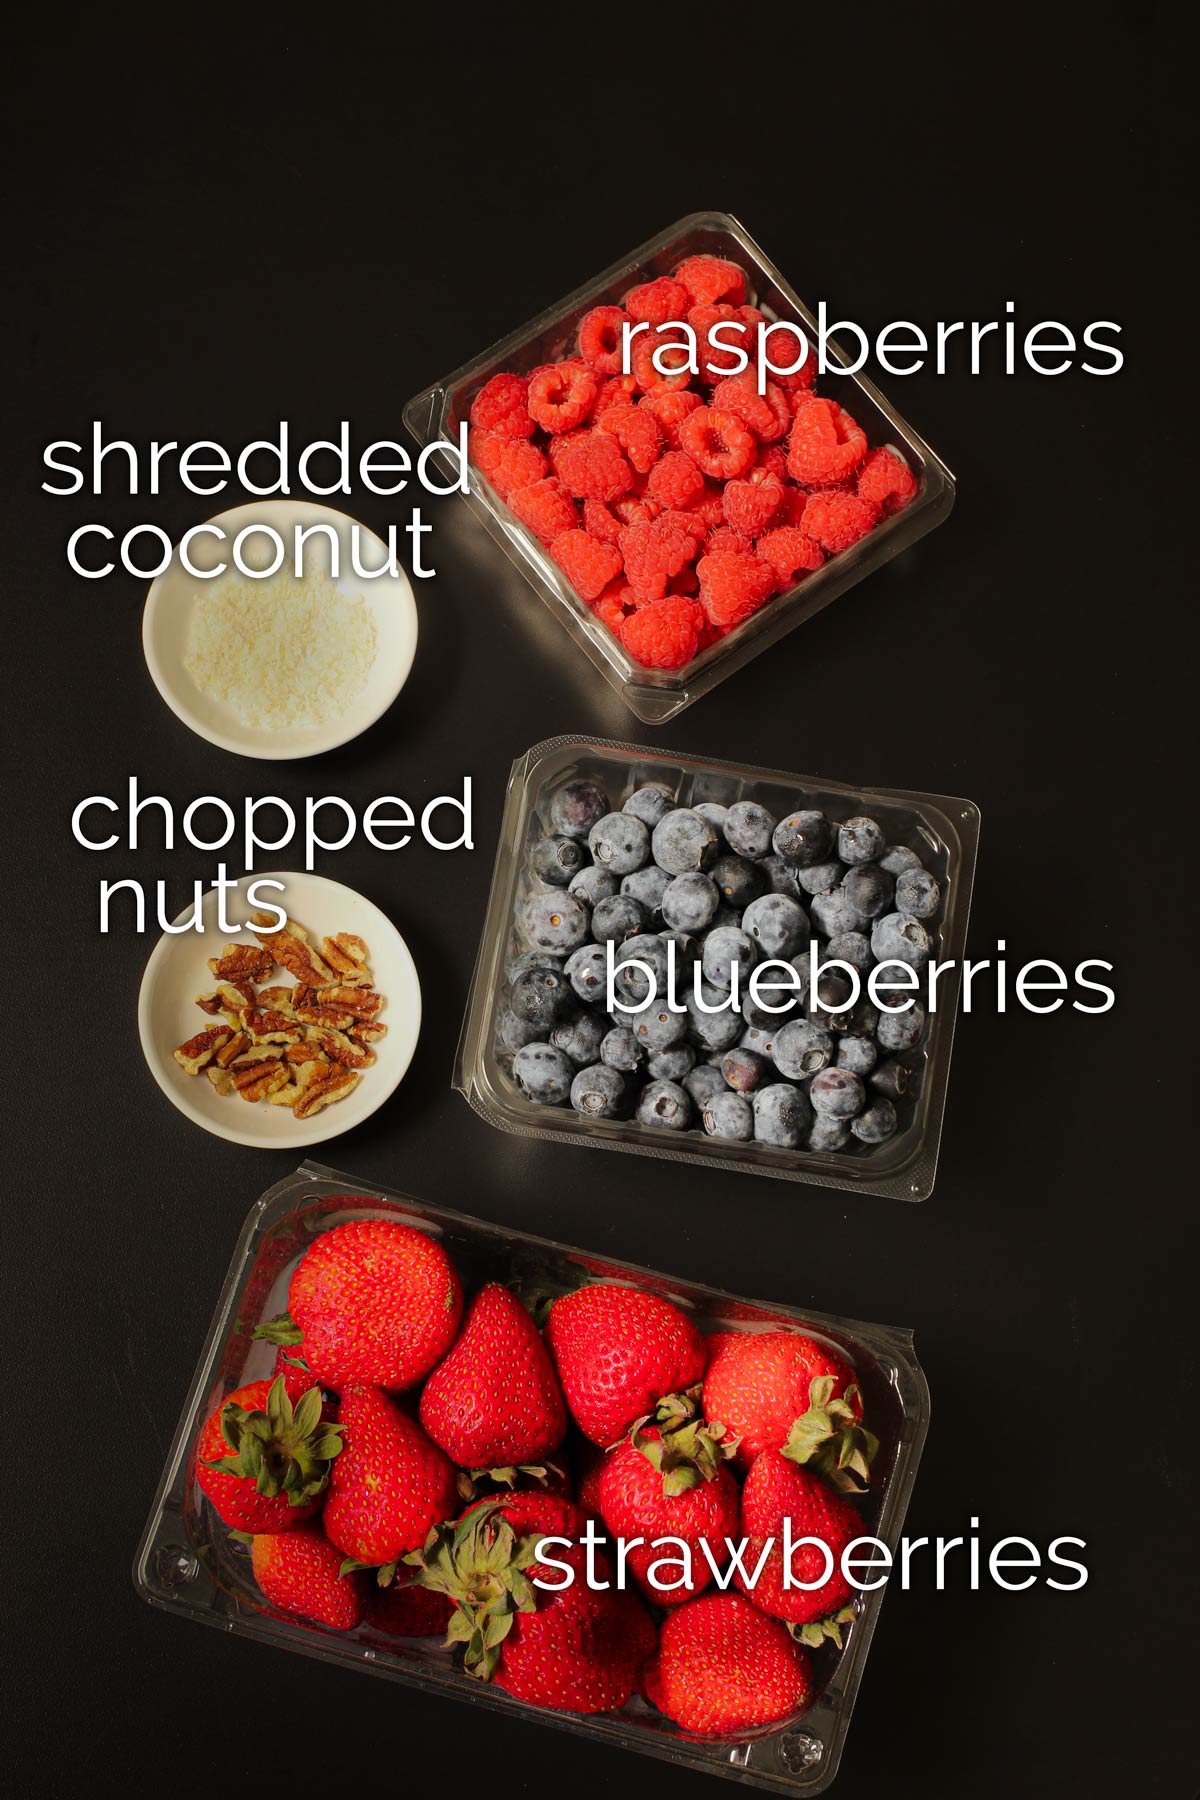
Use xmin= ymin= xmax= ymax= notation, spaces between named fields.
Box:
xmin=207 ymin=945 xmax=274 ymax=983
xmin=256 ymin=986 xmax=296 ymax=1010
xmin=292 ymin=1062 xmax=359 ymax=1119
xmin=303 ymin=1024 xmax=376 ymax=1070
xmin=321 ymin=933 xmax=372 ymax=985
xmin=215 ymin=1031 xmax=251 ymax=1068
xmin=351 ymin=1020 xmax=387 ymax=1045
xmin=174 ymin=1026 xmax=232 ymax=1075
xmin=195 ymin=979 xmax=257 ymax=1015
xmin=292 ymin=1000 xmax=359 ymax=1030
xmin=241 ymin=1007 xmax=304 ymax=1045
xmin=231 ymin=1057 xmax=292 ymax=1103
xmin=205 ymin=1065 xmax=235 ymax=1096
xmin=311 ymin=985 xmax=383 ymax=1021
xmin=251 ymin=913 xmax=335 ymax=985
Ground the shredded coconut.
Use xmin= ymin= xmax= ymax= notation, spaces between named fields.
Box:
xmin=185 ymin=567 xmax=378 ymax=730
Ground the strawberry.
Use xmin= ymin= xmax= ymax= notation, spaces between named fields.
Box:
xmin=544 ymin=1284 xmax=706 ymax=1447
xmin=323 ymin=1382 xmax=458 ymax=1570
xmin=251 ymin=1526 xmax=366 ymax=1631
xmin=597 ymin=1389 xmax=740 ymax=1605
xmin=365 ymin=1570 xmax=454 ymax=1639
xmin=409 ymin=1494 xmax=656 ymax=1714
xmin=257 ymin=1215 xmax=463 ymax=1393
xmin=419 ymin=1282 xmax=567 ymax=1470
xmin=735 ymin=1450 xmax=860 ymax=1644
xmin=643 ymin=1591 xmax=813 ymax=1737
xmin=703 ymin=1329 xmax=876 ymax=1487
xmin=195 ymin=1376 xmax=342 ymax=1534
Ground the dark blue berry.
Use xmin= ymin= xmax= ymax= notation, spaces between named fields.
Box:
xmin=871 ymin=912 xmax=931 ymax=972
xmin=702 ymin=1091 xmax=755 ymax=1140
xmin=723 ymin=800 xmax=777 ymax=860
xmin=797 ymin=860 xmax=847 ymax=896
xmin=808 ymin=1116 xmax=850 ymax=1151
xmin=741 ymin=893 xmax=810 ymax=959
xmin=810 ymin=1066 xmax=866 ymax=1118
xmin=841 ymin=864 xmax=894 ymax=919
xmin=520 ymin=889 xmax=590 ymax=953
xmin=621 ymin=865 xmax=670 ymax=914
xmin=772 ymin=1019 xmax=833 ymax=1079
xmin=721 ymin=1047 xmax=769 ymax=1092
xmin=647 ymin=1042 xmax=696 ymax=1081
xmin=513 ymin=1042 xmax=574 ymax=1104
xmin=753 ymin=1082 xmax=813 ymax=1147
xmin=870 ymin=1058 xmax=912 ymax=1099
xmin=636 ymin=1078 xmax=693 ymax=1130
xmin=588 ymin=811 xmax=650 ymax=874
xmin=710 ymin=853 xmax=766 ymax=909
xmin=510 ymin=966 xmax=573 ymax=1028
xmin=601 ymin=1026 xmax=644 ymax=1071
xmin=683 ymin=1063 xmax=727 ymax=1109
xmin=623 ymin=783 xmax=676 ymax=828
xmin=570 ymin=1062 xmax=628 ymax=1118
xmin=531 ymin=834 xmax=587 ymax=887
xmin=551 ymin=780 xmax=610 ymax=840
xmin=895 ymin=868 xmax=941 ymax=920
xmin=569 ymin=865 xmax=619 ymax=907
xmin=838 ymin=816 xmax=885 ymax=865
xmin=772 ymin=810 xmax=831 ymax=866
xmin=652 ymin=808 xmax=719 ymax=875
xmin=852 ymin=1098 xmax=898 ymax=1143
xmin=686 ymin=981 xmax=744 ymax=1052
xmin=701 ymin=925 xmax=757 ymax=991
xmin=591 ymin=894 xmax=650 ymax=943
xmin=876 ymin=999 xmax=927 ymax=1052
xmin=837 ymin=1035 xmax=878 ymax=1076
xmin=662 ymin=872 xmax=719 ymax=934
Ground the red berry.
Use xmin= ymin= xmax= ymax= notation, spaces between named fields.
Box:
xmin=591 ymin=582 xmax=636 ymax=634
xmin=252 ymin=1528 xmax=367 ymax=1632
xmin=685 ymin=486 xmax=727 ymax=532
xmin=620 ymin=595 xmax=705 ymax=670
xmin=705 ymin=525 xmax=752 ymax=557
xmin=527 ymin=360 xmax=599 ymax=432
xmin=472 ymin=431 xmax=548 ymax=500
xmin=468 ymin=372 xmax=535 ymax=440
xmin=696 ymin=549 xmax=777 ymax=629
xmin=582 ymin=497 xmax=623 ymax=544
xmin=509 ymin=476 xmax=578 ymax=544
xmin=674 ymin=253 xmax=747 ymax=307
xmin=624 ymin=275 xmax=690 ymax=326
xmin=757 ymin=525 xmax=825 ymax=586
xmin=679 ymin=406 xmax=756 ymax=480
xmin=551 ymin=429 xmax=634 ymax=502
xmin=550 ymin=527 xmax=623 ymax=601
xmin=594 ymin=372 xmax=640 ymax=419
xmin=631 ymin=326 xmax=694 ymax=394
xmin=756 ymin=444 xmax=790 ymax=482
xmin=578 ymin=304 xmax=629 ymax=376
xmin=723 ymin=468 xmax=785 ymax=537
xmin=801 ymin=489 xmax=879 ymax=552
xmin=619 ymin=515 xmax=697 ymax=602
xmin=643 ymin=1592 xmax=813 ymax=1737
xmin=711 ymin=371 xmax=791 ymax=443
xmin=596 ymin=402 xmax=664 ymax=474
xmin=787 ymin=397 xmax=869 ymax=486
xmin=640 ymin=387 xmax=704 ymax=449
xmin=857 ymin=445 xmax=919 ymax=513
xmin=645 ymin=449 xmax=705 ymax=512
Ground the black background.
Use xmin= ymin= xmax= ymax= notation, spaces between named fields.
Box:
xmin=5 ymin=12 xmax=1193 ymax=1798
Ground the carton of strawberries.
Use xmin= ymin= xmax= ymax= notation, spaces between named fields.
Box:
xmin=171 ymin=1185 xmax=926 ymax=1761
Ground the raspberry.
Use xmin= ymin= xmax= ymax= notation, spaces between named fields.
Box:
xmin=674 ymin=254 xmax=747 ymax=307
xmin=472 ymin=431 xmax=548 ymax=499
xmin=582 ymin=497 xmax=624 ymax=545
xmin=509 ymin=476 xmax=578 ymax=544
xmin=551 ymin=429 xmax=634 ymax=502
xmin=787 ymin=397 xmax=868 ymax=485
xmin=856 ymin=446 xmax=919 ymax=514
xmin=711 ymin=372 xmax=791 ymax=443
xmin=596 ymin=402 xmax=664 ymax=475
xmin=527 ymin=360 xmax=599 ymax=433
xmin=723 ymin=468 xmax=785 ymax=536
xmin=759 ymin=322 xmax=817 ymax=393
xmin=578 ymin=305 xmax=629 ymax=377
xmin=757 ymin=525 xmax=825 ymax=585
xmin=640 ymin=388 xmax=703 ymax=449
xmin=696 ymin=550 xmax=776 ymax=629
xmin=800 ymin=489 xmax=880 ymax=552
xmin=468 ymin=372 xmax=534 ymax=440
xmin=591 ymin=581 xmax=636 ymax=634
xmin=619 ymin=595 xmax=705 ymax=670
xmin=614 ymin=495 xmax=660 ymax=527
xmin=705 ymin=525 xmax=753 ymax=557
xmin=756 ymin=444 xmax=790 ymax=482
xmin=594 ymin=373 xmax=639 ymax=419
xmin=624 ymin=276 xmax=690 ymax=327
xmin=685 ymin=486 xmax=727 ymax=531
xmin=679 ymin=406 xmax=756 ymax=480
xmin=618 ymin=516 xmax=697 ymax=602
xmin=688 ymin=303 xmax=741 ymax=377
xmin=661 ymin=508 xmax=709 ymax=550
xmin=550 ymin=527 xmax=624 ymax=600
xmin=631 ymin=325 xmax=694 ymax=394
xmin=645 ymin=449 xmax=705 ymax=511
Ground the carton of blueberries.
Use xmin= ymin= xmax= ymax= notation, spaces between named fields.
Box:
xmin=456 ymin=737 xmax=979 ymax=1201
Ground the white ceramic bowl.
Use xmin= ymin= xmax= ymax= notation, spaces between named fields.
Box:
xmin=142 ymin=500 xmax=417 ymax=759
xmin=138 ymin=871 xmax=421 ymax=1147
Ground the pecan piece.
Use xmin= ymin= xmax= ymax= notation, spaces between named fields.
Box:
xmin=215 ymin=1031 xmax=251 ymax=1068
xmin=241 ymin=1007 xmax=304 ymax=1045
xmin=321 ymin=933 xmax=372 ymax=985
xmin=251 ymin=913 xmax=335 ymax=986
xmin=302 ymin=1025 xmax=376 ymax=1070
xmin=205 ymin=1065 xmax=235 ymax=1097
xmin=195 ymin=979 xmax=257 ymax=1016
xmin=292 ymin=1062 xmax=359 ymax=1119
xmin=174 ymin=1026 xmax=232 ymax=1075
xmin=231 ymin=1056 xmax=291 ymax=1103
xmin=311 ymin=985 xmax=383 ymax=1022
xmin=208 ymin=945 xmax=274 ymax=983
xmin=350 ymin=1020 xmax=387 ymax=1046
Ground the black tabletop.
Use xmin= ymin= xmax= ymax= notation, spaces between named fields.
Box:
xmin=6 ymin=15 xmax=1192 ymax=1800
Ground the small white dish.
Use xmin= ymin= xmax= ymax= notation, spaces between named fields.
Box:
xmin=142 ymin=499 xmax=417 ymax=759
xmin=138 ymin=870 xmax=420 ymax=1148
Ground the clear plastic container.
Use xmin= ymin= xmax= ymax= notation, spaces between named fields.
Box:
xmin=135 ymin=1163 xmax=930 ymax=1796
xmin=455 ymin=737 xmax=979 ymax=1201
xmin=403 ymin=211 xmax=955 ymax=724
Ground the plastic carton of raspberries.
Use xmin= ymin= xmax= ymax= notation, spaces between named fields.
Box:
xmin=404 ymin=212 xmax=955 ymax=725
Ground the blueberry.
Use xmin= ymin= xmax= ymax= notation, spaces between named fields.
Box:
xmin=710 ymin=903 xmax=744 ymax=932
xmin=721 ymin=1046 xmax=769 ymax=1092
xmin=758 ymin=854 xmax=805 ymax=901
xmin=613 ymin=934 xmax=672 ymax=1008
xmin=742 ymin=975 xmax=802 ymax=1031
xmin=550 ymin=780 xmax=609 ymax=840
xmin=569 ymin=864 xmax=619 ymax=907
xmin=701 ymin=926 xmax=757 ymax=991
xmin=506 ymin=949 xmax=566 ymax=982
xmin=684 ymin=1063 xmax=728 ymax=1109
xmin=589 ymin=812 xmax=651 ymax=875
xmin=880 ymin=844 xmax=922 ymax=876
xmin=551 ymin=1009 xmax=608 ymax=1066
xmin=870 ymin=1057 xmax=912 ymax=1099
xmin=723 ymin=800 xmax=777 ymax=860
xmin=694 ymin=802 xmax=730 ymax=839
xmin=825 ymin=931 xmax=874 ymax=976
xmin=621 ymin=865 xmax=671 ymax=914
xmin=838 ymin=817 xmax=885 ymax=865
xmin=601 ymin=1026 xmax=644 ymax=1072
xmin=710 ymin=852 xmax=767 ymax=909
xmin=662 ymin=872 xmax=720 ymax=934
xmin=647 ymin=1042 xmax=696 ymax=1081
xmin=837 ymin=1035 xmax=878 ymax=1076
xmin=808 ymin=971 xmax=857 ymax=1023
xmin=772 ymin=1018 xmax=834 ymax=1079
xmin=809 ymin=888 xmax=868 ymax=938
xmin=510 ymin=966 xmax=573 ymax=1029
xmin=623 ymin=783 xmax=676 ymax=828
xmin=702 ymin=1091 xmax=755 ymax=1140
xmin=852 ymin=1098 xmax=898 ymax=1143
xmin=686 ymin=981 xmax=744 ymax=1052
xmin=808 ymin=1116 xmax=851 ymax=1152
xmin=633 ymin=1003 xmax=689 ymax=1052
xmin=753 ymin=1082 xmax=813 ymax=1147
xmin=565 ymin=941 xmax=610 ymax=1004
xmin=810 ymin=1067 xmax=865 ymax=1118
xmin=659 ymin=930 xmax=701 ymax=974
xmin=871 ymin=912 xmax=931 ymax=972
xmin=773 ymin=810 xmax=831 ymax=866
xmin=797 ymin=859 xmax=847 ymax=896
xmin=841 ymin=996 xmax=880 ymax=1037
xmin=513 ymin=1042 xmax=574 ymax=1104
xmin=741 ymin=893 xmax=810 ymax=959
xmin=501 ymin=1010 xmax=548 ymax=1052
xmin=876 ymin=1000 xmax=927 ymax=1052
xmin=592 ymin=894 xmax=650 ymax=944
xmin=636 ymin=1078 xmax=693 ymax=1131
xmin=841 ymin=864 xmax=894 ymax=920
xmin=531 ymin=834 xmax=587 ymax=888
xmin=570 ymin=1062 xmax=628 ymax=1118
xmin=520 ymin=889 xmax=590 ymax=954
xmin=895 ymin=868 xmax=941 ymax=920
xmin=739 ymin=1023 xmax=782 ymax=1060
xmin=652 ymin=808 xmax=719 ymax=875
